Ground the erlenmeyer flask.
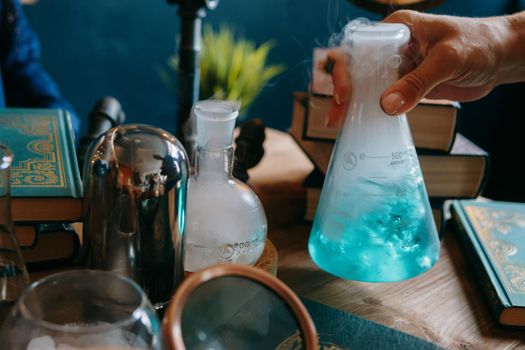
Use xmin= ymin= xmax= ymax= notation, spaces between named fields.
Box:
xmin=0 ymin=145 xmax=29 ymax=323
xmin=308 ymin=22 xmax=440 ymax=282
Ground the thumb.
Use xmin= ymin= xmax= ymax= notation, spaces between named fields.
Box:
xmin=380 ymin=52 xmax=453 ymax=115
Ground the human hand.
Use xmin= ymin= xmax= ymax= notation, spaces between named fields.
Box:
xmin=325 ymin=49 xmax=350 ymax=128
xmin=380 ymin=10 xmax=522 ymax=115
xmin=326 ymin=10 xmax=525 ymax=125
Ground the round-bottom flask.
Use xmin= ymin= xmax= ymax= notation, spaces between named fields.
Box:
xmin=184 ymin=100 xmax=267 ymax=272
xmin=308 ymin=22 xmax=440 ymax=282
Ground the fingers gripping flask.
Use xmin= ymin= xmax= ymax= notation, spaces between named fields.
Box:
xmin=184 ymin=100 xmax=267 ymax=272
xmin=308 ymin=22 xmax=440 ymax=282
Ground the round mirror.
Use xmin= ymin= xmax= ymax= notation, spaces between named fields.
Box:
xmin=164 ymin=264 xmax=318 ymax=350
xmin=350 ymin=0 xmax=444 ymax=14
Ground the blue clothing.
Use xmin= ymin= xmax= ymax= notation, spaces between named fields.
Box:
xmin=0 ymin=0 xmax=80 ymax=135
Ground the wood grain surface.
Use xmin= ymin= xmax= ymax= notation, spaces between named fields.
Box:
xmin=269 ymin=225 xmax=525 ymax=350
xmin=251 ymin=129 xmax=525 ymax=350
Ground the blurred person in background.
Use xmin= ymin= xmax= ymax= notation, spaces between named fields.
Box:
xmin=0 ymin=0 xmax=79 ymax=135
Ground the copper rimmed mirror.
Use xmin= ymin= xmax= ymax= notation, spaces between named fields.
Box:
xmin=350 ymin=0 xmax=445 ymax=15
xmin=163 ymin=264 xmax=318 ymax=350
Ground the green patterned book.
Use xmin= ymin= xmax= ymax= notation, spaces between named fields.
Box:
xmin=451 ymin=200 xmax=525 ymax=326
xmin=0 ymin=108 xmax=82 ymax=222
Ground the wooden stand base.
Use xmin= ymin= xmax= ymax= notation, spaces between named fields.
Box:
xmin=184 ymin=239 xmax=279 ymax=277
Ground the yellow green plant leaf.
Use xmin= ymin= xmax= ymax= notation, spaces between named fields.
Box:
xmin=158 ymin=24 xmax=285 ymax=118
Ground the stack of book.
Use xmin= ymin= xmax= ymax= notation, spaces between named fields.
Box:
xmin=1 ymin=108 xmax=83 ymax=271
xmin=289 ymin=49 xmax=489 ymax=234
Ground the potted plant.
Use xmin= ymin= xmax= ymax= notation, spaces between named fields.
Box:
xmin=159 ymin=25 xmax=285 ymax=119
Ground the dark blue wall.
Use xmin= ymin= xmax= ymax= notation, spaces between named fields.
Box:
xmin=23 ymin=0 xmax=375 ymax=137
xmin=25 ymin=1 xmax=178 ymax=137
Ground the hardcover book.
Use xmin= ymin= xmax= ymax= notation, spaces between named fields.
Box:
xmin=299 ymin=92 xmax=459 ymax=153
xmin=0 ymin=108 xmax=82 ymax=222
xmin=13 ymin=224 xmax=39 ymax=247
xmin=309 ymin=49 xmax=460 ymax=153
xmin=290 ymin=97 xmax=488 ymax=199
xmin=292 ymin=298 xmax=443 ymax=349
xmin=451 ymin=200 xmax=525 ymax=326
xmin=21 ymin=223 xmax=80 ymax=272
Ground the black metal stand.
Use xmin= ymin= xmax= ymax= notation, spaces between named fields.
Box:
xmin=166 ymin=0 xmax=218 ymax=145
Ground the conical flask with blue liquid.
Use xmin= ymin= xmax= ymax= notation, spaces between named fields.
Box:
xmin=308 ymin=21 xmax=440 ymax=282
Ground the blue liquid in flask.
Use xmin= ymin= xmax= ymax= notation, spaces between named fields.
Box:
xmin=309 ymin=159 xmax=440 ymax=282
xmin=308 ymin=21 xmax=440 ymax=282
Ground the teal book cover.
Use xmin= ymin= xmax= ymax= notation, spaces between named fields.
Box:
xmin=451 ymin=200 xmax=525 ymax=326
xmin=300 ymin=298 xmax=443 ymax=349
xmin=0 ymin=108 xmax=82 ymax=222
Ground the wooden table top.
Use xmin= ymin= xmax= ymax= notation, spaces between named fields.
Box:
xmin=249 ymin=129 xmax=525 ymax=350
xmin=269 ymin=224 xmax=525 ymax=350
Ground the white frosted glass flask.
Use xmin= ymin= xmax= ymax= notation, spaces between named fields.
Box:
xmin=184 ymin=100 xmax=267 ymax=272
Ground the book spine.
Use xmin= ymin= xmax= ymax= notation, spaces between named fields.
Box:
xmin=446 ymin=119 xmax=458 ymax=154
xmin=23 ymin=223 xmax=81 ymax=272
xmin=476 ymin=153 xmax=491 ymax=199
xmin=450 ymin=202 xmax=508 ymax=322
xmin=60 ymin=110 xmax=83 ymax=198
xmin=13 ymin=223 xmax=39 ymax=248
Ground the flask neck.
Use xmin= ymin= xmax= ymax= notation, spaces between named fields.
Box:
xmin=351 ymin=57 xmax=399 ymax=100
xmin=346 ymin=29 xmax=403 ymax=101
xmin=194 ymin=146 xmax=233 ymax=179
xmin=341 ymin=45 xmax=413 ymax=147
